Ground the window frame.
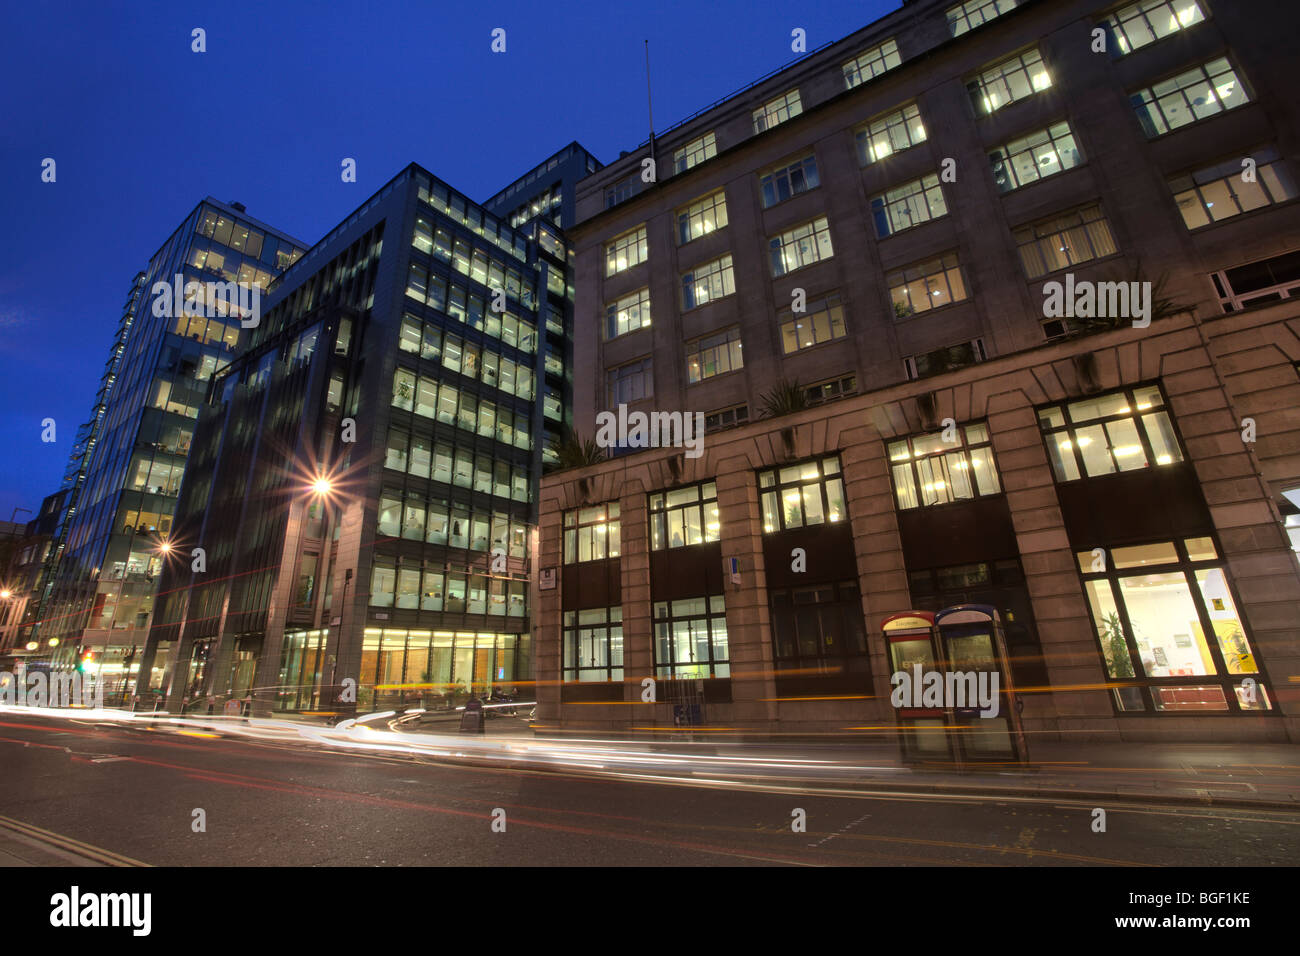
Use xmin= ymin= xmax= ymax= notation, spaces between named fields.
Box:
xmin=1013 ymin=202 xmax=1118 ymax=280
xmin=649 ymin=481 xmax=720 ymax=551
xmin=1077 ymin=536 xmax=1271 ymax=715
xmin=685 ymin=326 xmax=744 ymax=384
xmin=779 ymin=293 xmax=847 ymax=354
xmin=842 ymin=38 xmax=901 ymax=89
xmin=855 ymin=102 xmax=927 ymax=166
xmin=887 ymin=422 xmax=1003 ymax=510
xmin=759 ymin=154 xmax=820 ymax=209
xmin=604 ymin=225 xmax=649 ymax=277
xmin=673 ymin=132 xmax=718 ymax=174
xmin=758 ymin=455 xmax=848 ymax=534
xmin=768 ymin=217 xmax=834 ymax=277
xmin=989 ymin=120 xmax=1084 ymax=193
xmin=1101 ymin=0 xmax=1207 ymax=56
xmin=966 ymin=47 xmax=1052 ymax=116
xmin=603 ymin=287 xmax=652 ymax=340
xmin=653 ymin=595 xmax=731 ymax=679
xmin=871 ymin=173 xmax=948 ymax=238
xmin=676 ymin=190 xmax=729 ymax=246
xmin=753 ymin=88 xmax=803 ymax=134
xmin=563 ymin=503 xmax=622 ymax=564
xmin=1036 ymin=382 xmax=1186 ymax=483
xmin=1130 ymin=56 xmax=1249 ymax=139
xmin=562 ymin=606 xmax=624 ymax=683
xmin=681 ymin=253 xmax=736 ymax=311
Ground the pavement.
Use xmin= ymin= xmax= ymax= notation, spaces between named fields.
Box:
xmin=391 ymin=719 xmax=1300 ymax=811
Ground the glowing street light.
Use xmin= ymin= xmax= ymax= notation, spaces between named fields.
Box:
xmin=312 ymin=476 xmax=334 ymax=497
xmin=0 ymin=589 xmax=11 ymax=600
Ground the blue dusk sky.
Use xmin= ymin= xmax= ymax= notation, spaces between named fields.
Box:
xmin=0 ymin=0 xmax=898 ymax=521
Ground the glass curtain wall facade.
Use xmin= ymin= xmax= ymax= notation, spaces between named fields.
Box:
xmin=32 ymin=200 xmax=305 ymax=692
xmin=143 ymin=161 xmax=577 ymax=715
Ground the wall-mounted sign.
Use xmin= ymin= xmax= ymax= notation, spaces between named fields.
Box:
xmin=539 ymin=568 xmax=557 ymax=591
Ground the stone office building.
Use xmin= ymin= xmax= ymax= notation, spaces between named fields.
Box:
xmin=536 ymin=0 xmax=1300 ymax=741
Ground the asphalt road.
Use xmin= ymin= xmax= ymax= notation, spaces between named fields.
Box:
xmin=1 ymin=716 xmax=1295 ymax=866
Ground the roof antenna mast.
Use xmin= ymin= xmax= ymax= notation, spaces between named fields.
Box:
xmin=645 ymin=39 xmax=656 ymax=172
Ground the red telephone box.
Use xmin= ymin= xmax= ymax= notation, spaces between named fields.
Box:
xmin=882 ymin=611 xmax=951 ymax=761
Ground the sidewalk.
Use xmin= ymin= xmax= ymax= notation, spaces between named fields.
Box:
xmin=408 ymin=725 xmax=1300 ymax=811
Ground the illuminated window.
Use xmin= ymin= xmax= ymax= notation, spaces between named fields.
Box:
xmin=855 ymin=103 xmax=927 ymax=165
xmin=1170 ymin=147 xmax=1298 ymax=231
xmin=967 ymin=48 xmax=1052 ymax=115
xmin=681 ymin=254 xmax=735 ymax=310
xmin=563 ymin=503 xmax=621 ymax=563
xmin=676 ymin=191 xmax=729 ymax=245
xmin=758 ymin=456 xmax=846 ymax=533
xmin=769 ymin=217 xmax=834 ymax=276
xmin=888 ymin=422 xmax=1001 ymax=510
xmin=1132 ymin=58 xmax=1249 ymax=138
xmin=1014 ymin=203 xmax=1117 ymax=279
xmin=563 ymin=607 xmax=623 ymax=682
xmin=990 ymin=121 xmax=1084 ymax=192
xmin=605 ymin=225 xmax=648 ymax=276
xmin=871 ymin=174 xmax=947 ymax=237
xmin=1078 ymin=537 xmax=1270 ymax=713
xmin=685 ymin=326 xmax=743 ymax=383
xmin=653 ymin=596 xmax=729 ymax=679
xmin=673 ymin=133 xmax=717 ymax=173
xmin=604 ymin=288 xmax=651 ymax=339
xmin=780 ymin=294 xmax=846 ymax=353
xmin=649 ymin=481 xmax=719 ymax=550
xmin=1102 ymin=0 xmax=1205 ymax=55
xmin=1037 ymin=383 xmax=1184 ymax=482
xmin=888 ymin=252 xmax=967 ymax=318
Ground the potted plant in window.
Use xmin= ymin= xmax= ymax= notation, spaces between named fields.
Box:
xmin=1100 ymin=611 xmax=1134 ymax=679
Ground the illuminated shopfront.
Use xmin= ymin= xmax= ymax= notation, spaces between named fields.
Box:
xmin=276 ymin=627 xmax=522 ymax=712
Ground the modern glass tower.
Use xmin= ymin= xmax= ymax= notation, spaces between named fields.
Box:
xmin=140 ymin=159 xmax=588 ymax=715
xmin=33 ymin=199 xmax=305 ymax=697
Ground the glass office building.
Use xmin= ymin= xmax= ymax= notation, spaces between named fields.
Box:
xmin=32 ymin=199 xmax=305 ymax=699
xmin=140 ymin=160 xmax=584 ymax=714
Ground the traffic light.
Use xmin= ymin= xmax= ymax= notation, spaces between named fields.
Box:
xmin=78 ymin=648 xmax=95 ymax=673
